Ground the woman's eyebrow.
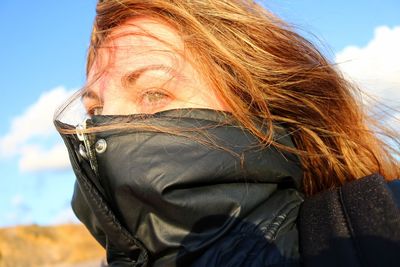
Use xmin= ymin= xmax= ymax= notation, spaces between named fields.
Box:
xmin=81 ymin=64 xmax=184 ymax=101
xmin=121 ymin=64 xmax=182 ymax=87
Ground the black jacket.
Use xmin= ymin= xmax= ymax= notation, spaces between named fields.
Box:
xmin=299 ymin=173 xmax=400 ymax=267
xmin=58 ymin=109 xmax=304 ymax=266
xmin=57 ymin=109 xmax=400 ymax=266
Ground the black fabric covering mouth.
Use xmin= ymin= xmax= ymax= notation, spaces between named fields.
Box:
xmin=58 ymin=108 xmax=304 ymax=266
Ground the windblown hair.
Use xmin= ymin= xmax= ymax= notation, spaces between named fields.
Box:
xmin=71 ymin=0 xmax=400 ymax=195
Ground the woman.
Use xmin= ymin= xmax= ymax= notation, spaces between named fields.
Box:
xmin=54 ymin=0 xmax=400 ymax=266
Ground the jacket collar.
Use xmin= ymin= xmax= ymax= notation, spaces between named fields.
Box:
xmin=56 ymin=108 xmax=303 ymax=266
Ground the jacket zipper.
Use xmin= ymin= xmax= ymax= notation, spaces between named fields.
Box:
xmin=76 ymin=119 xmax=99 ymax=175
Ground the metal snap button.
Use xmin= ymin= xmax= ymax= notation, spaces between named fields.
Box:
xmin=95 ymin=139 xmax=107 ymax=154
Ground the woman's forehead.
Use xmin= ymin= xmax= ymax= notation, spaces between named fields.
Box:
xmin=103 ymin=17 xmax=183 ymax=54
xmin=89 ymin=17 xmax=185 ymax=77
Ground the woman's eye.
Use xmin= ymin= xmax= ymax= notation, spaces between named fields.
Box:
xmin=140 ymin=90 xmax=171 ymax=106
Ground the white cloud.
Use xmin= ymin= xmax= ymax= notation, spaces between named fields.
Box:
xmin=335 ymin=26 xmax=400 ymax=106
xmin=335 ymin=25 xmax=400 ymax=136
xmin=0 ymin=86 xmax=73 ymax=155
xmin=0 ymin=86 xmax=75 ymax=172
xmin=19 ymin=143 xmax=71 ymax=172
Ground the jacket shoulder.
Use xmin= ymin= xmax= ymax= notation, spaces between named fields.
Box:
xmin=299 ymin=173 xmax=400 ymax=267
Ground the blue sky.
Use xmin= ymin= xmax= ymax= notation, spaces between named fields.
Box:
xmin=0 ymin=0 xmax=399 ymax=227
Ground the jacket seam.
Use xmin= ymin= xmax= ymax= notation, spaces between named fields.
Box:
xmin=263 ymin=196 xmax=302 ymax=241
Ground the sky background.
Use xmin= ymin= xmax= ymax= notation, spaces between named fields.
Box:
xmin=0 ymin=0 xmax=399 ymax=227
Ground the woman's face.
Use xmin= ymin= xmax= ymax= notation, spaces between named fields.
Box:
xmin=83 ymin=17 xmax=229 ymax=115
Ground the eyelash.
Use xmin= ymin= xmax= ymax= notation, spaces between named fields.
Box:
xmin=138 ymin=89 xmax=171 ymax=107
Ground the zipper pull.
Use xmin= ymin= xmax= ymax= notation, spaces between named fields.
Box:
xmin=76 ymin=119 xmax=98 ymax=175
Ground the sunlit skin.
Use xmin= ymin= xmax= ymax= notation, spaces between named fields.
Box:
xmin=83 ymin=17 xmax=229 ymax=116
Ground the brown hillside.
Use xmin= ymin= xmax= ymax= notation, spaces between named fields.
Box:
xmin=0 ymin=224 xmax=105 ymax=267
